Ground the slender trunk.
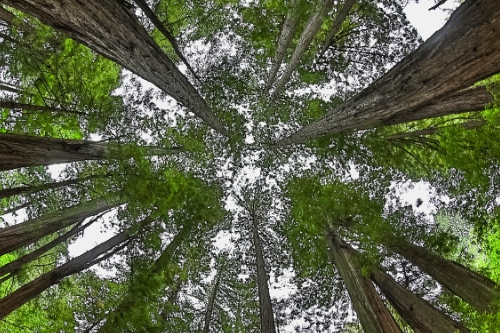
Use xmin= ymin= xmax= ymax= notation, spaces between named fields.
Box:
xmin=3 ymin=0 xmax=227 ymax=135
xmin=0 ymin=196 xmax=122 ymax=256
xmin=319 ymin=0 xmax=357 ymax=57
xmin=272 ymin=0 xmax=335 ymax=97
xmin=0 ymin=6 xmax=15 ymax=25
xmin=98 ymin=227 xmax=189 ymax=333
xmin=0 ymin=83 xmax=21 ymax=94
xmin=266 ymin=2 xmax=300 ymax=90
xmin=0 ymin=174 xmax=109 ymax=200
xmin=389 ymin=240 xmax=500 ymax=313
xmin=132 ymin=0 xmax=199 ymax=81
xmin=387 ymin=119 xmax=486 ymax=140
xmin=203 ymin=272 xmax=221 ymax=333
xmin=0 ymin=216 xmax=98 ymax=281
xmin=251 ymin=215 xmax=277 ymax=333
xmin=274 ymin=0 xmax=500 ymax=146
xmin=0 ymin=216 xmax=153 ymax=320
xmin=370 ymin=264 xmax=469 ymax=333
xmin=0 ymin=100 xmax=82 ymax=115
xmin=326 ymin=231 xmax=401 ymax=333
xmin=2 ymin=202 xmax=29 ymax=216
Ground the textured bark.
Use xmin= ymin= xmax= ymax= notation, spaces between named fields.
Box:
xmin=326 ymin=232 xmax=401 ymax=333
xmin=272 ymin=0 xmax=335 ymax=97
xmin=251 ymin=215 xmax=277 ymax=333
xmin=203 ymin=272 xmax=221 ymax=333
xmin=390 ymin=240 xmax=500 ymax=313
xmin=320 ymin=0 xmax=357 ymax=57
xmin=266 ymin=1 xmax=300 ymax=90
xmin=0 ymin=220 xmax=145 ymax=319
xmin=0 ymin=196 xmax=121 ymax=256
xmin=2 ymin=0 xmax=227 ymax=135
xmin=370 ymin=266 xmax=469 ymax=333
xmin=98 ymin=227 xmax=189 ymax=333
xmin=275 ymin=0 xmax=500 ymax=146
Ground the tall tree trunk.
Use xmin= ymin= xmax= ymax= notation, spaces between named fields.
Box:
xmin=272 ymin=0 xmax=335 ymax=97
xmin=251 ymin=214 xmax=277 ymax=333
xmin=319 ymin=0 xmax=357 ymax=57
xmin=266 ymin=1 xmax=300 ymax=90
xmin=0 ymin=216 xmax=153 ymax=320
xmin=203 ymin=272 xmax=221 ymax=333
xmin=0 ymin=174 xmax=109 ymax=200
xmin=387 ymin=119 xmax=486 ymax=140
xmin=98 ymin=227 xmax=189 ymax=333
xmin=326 ymin=231 xmax=402 ymax=333
xmin=2 ymin=0 xmax=227 ymax=135
xmin=0 ymin=196 xmax=122 ymax=256
xmin=388 ymin=240 xmax=500 ymax=313
xmin=370 ymin=263 xmax=469 ymax=333
xmin=2 ymin=202 xmax=29 ymax=216
xmin=0 ymin=100 xmax=82 ymax=115
xmin=274 ymin=0 xmax=500 ymax=146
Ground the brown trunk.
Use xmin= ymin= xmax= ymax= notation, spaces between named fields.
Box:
xmin=0 ymin=196 xmax=121 ymax=256
xmin=203 ymin=272 xmax=221 ymax=333
xmin=272 ymin=0 xmax=335 ymax=97
xmin=274 ymin=0 xmax=500 ymax=146
xmin=326 ymin=232 xmax=401 ymax=333
xmin=251 ymin=214 xmax=277 ymax=333
xmin=389 ymin=240 xmax=500 ymax=313
xmin=370 ymin=265 xmax=469 ymax=333
xmin=319 ymin=0 xmax=357 ymax=57
xmin=0 ymin=216 xmax=153 ymax=320
xmin=2 ymin=0 xmax=227 ymax=135
xmin=98 ymin=227 xmax=189 ymax=333
xmin=0 ymin=83 xmax=21 ymax=94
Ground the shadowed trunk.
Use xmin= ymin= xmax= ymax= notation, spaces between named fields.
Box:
xmin=326 ymin=231 xmax=401 ymax=333
xmin=0 ymin=100 xmax=82 ymax=115
xmin=0 ymin=196 xmax=122 ymax=256
xmin=203 ymin=271 xmax=221 ymax=333
xmin=370 ymin=264 xmax=469 ymax=333
xmin=274 ymin=0 xmax=500 ymax=146
xmin=319 ymin=0 xmax=357 ymax=57
xmin=3 ymin=0 xmax=227 ymax=135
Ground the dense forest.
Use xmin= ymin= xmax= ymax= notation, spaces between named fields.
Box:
xmin=1 ymin=0 xmax=500 ymax=332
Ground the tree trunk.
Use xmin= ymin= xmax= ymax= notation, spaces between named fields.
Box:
xmin=251 ymin=215 xmax=277 ymax=333
xmin=0 ymin=216 xmax=153 ymax=320
xmin=370 ymin=265 xmax=469 ymax=333
xmin=319 ymin=0 xmax=357 ymax=57
xmin=2 ymin=202 xmax=29 ymax=216
xmin=326 ymin=232 xmax=402 ymax=333
xmin=0 ymin=196 xmax=121 ymax=256
xmin=98 ymin=227 xmax=189 ymax=333
xmin=387 ymin=119 xmax=486 ymax=140
xmin=389 ymin=240 xmax=500 ymax=313
xmin=2 ymin=0 xmax=227 ymax=135
xmin=274 ymin=0 xmax=500 ymax=146
xmin=203 ymin=272 xmax=221 ymax=333
xmin=266 ymin=1 xmax=300 ymax=90
xmin=0 ymin=100 xmax=82 ymax=115
xmin=272 ymin=0 xmax=335 ymax=97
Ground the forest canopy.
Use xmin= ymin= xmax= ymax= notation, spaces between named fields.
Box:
xmin=1 ymin=0 xmax=500 ymax=332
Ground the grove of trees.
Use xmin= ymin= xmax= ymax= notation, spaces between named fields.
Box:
xmin=1 ymin=0 xmax=500 ymax=332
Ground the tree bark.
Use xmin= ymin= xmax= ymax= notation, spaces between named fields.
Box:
xmin=2 ymin=0 xmax=227 ymax=135
xmin=0 ymin=216 xmax=153 ymax=320
xmin=388 ymin=240 xmax=500 ymax=313
xmin=203 ymin=272 xmax=221 ymax=333
xmin=370 ymin=265 xmax=469 ymax=333
xmin=319 ymin=0 xmax=357 ymax=57
xmin=0 ymin=196 xmax=121 ymax=256
xmin=326 ymin=232 xmax=402 ymax=333
xmin=272 ymin=0 xmax=335 ymax=97
xmin=274 ymin=0 xmax=500 ymax=146
xmin=251 ymin=214 xmax=277 ymax=333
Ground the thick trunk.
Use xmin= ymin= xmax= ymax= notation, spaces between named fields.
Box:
xmin=0 ymin=196 xmax=121 ymax=256
xmin=98 ymin=227 xmax=189 ymax=333
xmin=275 ymin=0 xmax=500 ymax=146
xmin=390 ymin=240 xmax=500 ymax=313
xmin=272 ymin=0 xmax=335 ymax=97
xmin=203 ymin=272 xmax=221 ymax=333
xmin=3 ymin=0 xmax=227 ymax=135
xmin=0 ymin=217 xmax=152 ymax=320
xmin=0 ymin=217 xmax=97 ymax=281
xmin=326 ymin=232 xmax=401 ymax=333
xmin=319 ymin=0 xmax=357 ymax=57
xmin=266 ymin=2 xmax=300 ymax=90
xmin=251 ymin=216 xmax=277 ymax=333
xmin=370 ymin=265 xmax=469 ymax=333
xmin=0 ymin=174 xmax=108 ymax=200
